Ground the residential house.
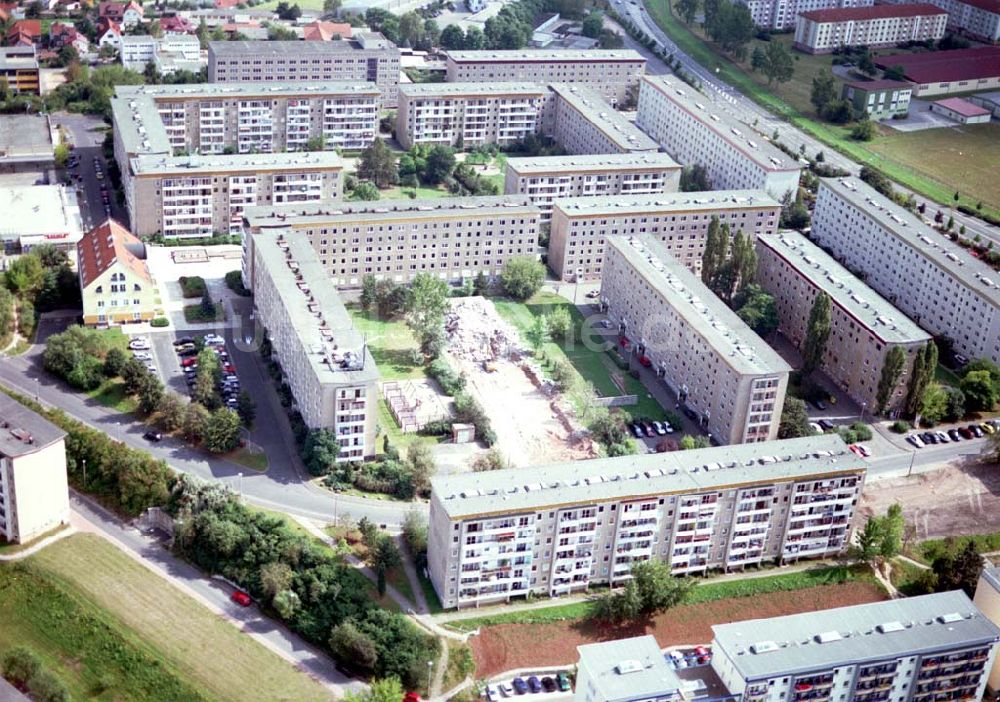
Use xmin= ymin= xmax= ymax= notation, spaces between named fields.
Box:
xmin=49 ymin=23 xmax=90 ymax=54
xmin=97 ymin=18 xmax=122 ymax=51
xmin=77 ymin=219 xmax=159 ymax=326
xmin=159 ymin=15 xmax=196 ymax=34
xmin=99 ymin=0 xmax=144 ymax=29
xmin=302 ymin=21 xmax=352 ymax=41
xmin=5 ymin=20 xmax=41 ymax=48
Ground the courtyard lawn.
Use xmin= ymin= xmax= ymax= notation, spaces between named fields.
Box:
xmin=375 ymin=398 xmax=445 ymax=456
xmin=2 ymin=533 xmax=331 ymax=702
xmin=86 ymin=378 xmax=138 ymax=413
xmin=379 ymin=184 xmax=453 ymax=200
xmin=493 ymin=291 xmax=666 ymax=419
xmin=346 ymin=304 xmax=426 ymax=380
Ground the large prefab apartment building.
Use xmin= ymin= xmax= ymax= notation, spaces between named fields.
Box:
xmin=428 ymin=434 xmax=865 ymax=609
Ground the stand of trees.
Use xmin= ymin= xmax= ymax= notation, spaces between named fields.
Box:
xmin=699 ymin=217 xmax=777 ymax=335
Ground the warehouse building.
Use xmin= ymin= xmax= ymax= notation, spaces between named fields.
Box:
xmin=874 ymin=46 xmax=1000 ymax=96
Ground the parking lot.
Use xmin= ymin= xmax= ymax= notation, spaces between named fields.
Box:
xmin=485 ymin=671 xmax=573 ymax=701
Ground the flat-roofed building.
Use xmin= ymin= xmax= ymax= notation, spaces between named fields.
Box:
xmin=207 ymin=35 xmax=401 ymax=107
xmin=250 ymin=233 xmax=378 ymax=461
xmin=0 ymin=46 xmax=39 ymax=95
xmin=601 ymin=236 xmax=790 ymax=444
xmin=576 ymin=636 xmax=680 ymax=702
xmin=78 ymin=219 xmax=159 ymax=327
xmin=930 ymin=96 xmax=992 ymax=123
xmin=841 ymin=79 xmax=913 ymax=120
xmin=548 ymin=190 xmax=780 ymax=281
xmin=969 ymin=90 xmax=1000 ymax=118
xmin=243 ymin=195 xmax=540 ymax=288
xmin=115 ymin=82 xmax=379 ymax=156
xmin=0 ymin=185 xmax=83 ymax=251
xmin=547 ymin=84 xmax=658 ymax=155
xmin=126 ymin=151 xmax=343 ymax=239
xmin=712 ymin=591 xmax=1000 ymax=702
xmin=395 ymin=83 xmax=549 ymax=150
xmin=794 ymin=4 xmax=947 ymax=54
xmin=756 ymin=231 xmax=930 ymax=413
xmin=443 ymin=49 xmax=646 ymax=106
xmin=637 ymin=75 xmax=801 ymax=200
xmin=881 ymin=0 xmax=1000 ymax=42
xmin=0 ymin=393 xmax=69 ymax=545
xmin=504 ymin=153 xmax=681 ymax=223
xmin=735 ymin=0 xmax=873 ymax=29
xmin=812 ymin=177 xmax=1000 ymax=365
xmin=974 ymin=567 xmax=1000 ymax=693
xmin=0 ymin=114 xmax=55 ymax=174
xmin=427 ymin=434 xmax=865 ymax=609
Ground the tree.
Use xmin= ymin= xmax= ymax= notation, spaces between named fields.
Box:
xmin=259 ymin=561 xmax=294 ymax=599
xmin=367 ymin=533 xmax=402 ymax=595
xmin=778 ymin=397 xmax=813 ymax=438
xmin=405 ymin=272 xmax=449 ymax=356
xmin=237 ymin=390 xmax=256 ymax=428
xmin=811 ymin=70 xmax=837 ymax=113
xmin=405 ymin=442 xmax=435 ymax=497
xmin=802 ymin=293 xmax=831 ymax=375
xmin=857 ymin=51 xmax=876 ymax=76
xmin=960 ymin=370 xmax=997 ymax=411
xmin=464 ymin=25 xmax=485 ymax=49
xmin=853 ymin=516 xmax=882 ymax=563
xmin=121 ymin=357 xmax=149 ymax=396
xmin=822 ymin=98 xmax=854 ymax=124
xmin=920 ymin=382 xmax=948 ymax=423
xmin=351 ymin=181 xmax=380 ymax=201
xmin=735 ymin=284 xmax=779 ymax=336
xmin=344 ymin=677 xmax=405 ymax=702
xmin=762 ymin=41 xmax=794 ymax=86
xmin=103 ymin=347 xmax=126 ymax=377
xmin=273 ymin=589 xmax=301 ymax=619
xmin=593 ymin=579 xmax=643 ymax=622
xmin=440 ymin=24 xmax=465 ymax=49
xmin=330 ymin=622 xmax=379 ymax=672
xmin=728 ymin=229 xmax=756 ymax=302
xmin=156 ymin=392 xmax=186 ymax=432
xmin=750 ymin=45 xmax=766 ymax=73
xmin=203 ymin=407 xmax=242 ymax=453
xmin=701 ymin=216 xmax=725 ymax=286
xmin=472 ymin=447 xmax=506 ymax=471
xmin=1 ymin=646 xmax=41 ymax=687
xmin=356 ymin=138 xmax=398 ymax=189
xmin=323 ymin=0 xmax=341 ymax=17
xmin=680 ymin=163 xmax=712 ymax=192
xmin=933 ymin=541 xmax=983 ymax=597
xmin=4 ymin=254 xmax=44 ymax=296
xmin=883 ymin=64 xmax=906 ymax=81
xmin=677 ymin=0 xmax=699 ymax=23
xmin=851 ymin=117 xmax=876 ymax=141
xmin=944 ymin=386 xmax=966 ymax=422
xmin=360 ymin=274 xmax=378 ymax=312
xmin=679 ymin=434 xmax=709 ymax=449
xmin=27 ymin=669 xmax=69 ymax=702
xmin=859 ymin=165 xmax=894 ymax=199
xmin=500 ymin=256 xmax=545 ymax=301
xmin=879 ymin=504 xmax=904 ymax=561
xmin=963 ymin=358 xmax=1000 ymax=393
xmin=630 ymin=560 xmax=695 ymax=614
xmin=706 ymin=0 xmax=754 ymax=59
xmin=525 ymin=314 xmax=550 ymax=354
xmin=193 ymin=372 xmax=219 ymax=410
xmin=779 ymin=189 xmax=811 ymax=230
xmin=303 ymin=428 xmax=341 ymax=476
xmin=137 ymin=373 xmax=165 ymax=415
xmin=581 ymin=11 xmax=603 ymax=38
xmin=276 ymin=1 xmax=302 ymax=20
xmin=546 ymin=306 xmax=572 ymax=341
xmin=876 ymin=346 xmax=907 ymax=414
xmin=182 ymin=401 xmax=210 ymax=443
xmin=423 ymin=145 xmax=456 ymax=184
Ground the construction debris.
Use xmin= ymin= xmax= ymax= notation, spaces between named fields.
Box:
xmin=444 ymin=296 xmax=525 ymax=362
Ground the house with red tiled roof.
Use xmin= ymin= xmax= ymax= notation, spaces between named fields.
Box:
xmin=96 ymin=17 xmax=123 ymax=51
xmin=302 ymin=21 xmax=352 ymax=41
xmin=159 ymin=15 xmax=196 ymax=34
xmin=98 ymin=0 xmax=144 ymax=29
xmin=5 ymin=20 xmax=41 ymax=48
xmin=215 ymin=0 xmax=241 ymax=9
xmin=77 ymin=220 xmax=158 ymax=326
xmin=49 ymin=22 xmax=90 ymax=53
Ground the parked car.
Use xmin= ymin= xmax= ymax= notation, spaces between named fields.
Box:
xmin=175 ymin=343 xmax=195 ymax=354
xmin=203 ymin=333 xmax=224 ymax=345
xmin=969 ymin=424 xmax=984 ymax=438
xmin=810 ymin=422 xmax=823 ymax=434
xmin=403 ymin=693 xmax=420 ymax=702
xmin=555 ymin=673 xmax=571 ymax=692
xmin=527 ymin=677 xmax=542 ymax=694
xmin=921 ymin=431 xmax=937 ymax=445
xmin=486 ymin=684 xmax=501 ymax=701
xmin=512 ymin=678 xmax=528 ymax=695
xmin=653 ymin=421 xmax=667 ymax=436
xmin=128 ymin=338 xmax=150 ymax=351
xmin=958 ymin=427 xmax=974 ymax=440
xmin=540 ymin=677 xmax=556 ymax=693
xmin=906 ymin=434 xmax=924 ymax=448
xmin=638 ymin=355 xmax=652 ymax=368
xmin=694 ymin=645 xmax=711 ymax=664
xmin=142 ymin=430 xmax=162 ymax=442
xmin=132 ymin=351 xmax=152 ymax=361
xmin=818 ymin=419 xmax=835 ymax=432
xmin=173 ymin=336 xmax=194 ymax=346
xmin=642 ymin=421 xmax=655 ymax=437
xmin=948 ymin=429 xmax=962 ymax=442
xmin=231 ymin=591 xmax=251 ymax=607
xmin=980 ymin=423 xmax=996 ymax=435
xmin=181 ymin=357 xmax=198 ymax=367
xmin=854 ymin=444 xmax=871 ymax=457
xmin=849 ymin=444 xmax=864 ymax=457
xmin=499 ymin=682 xmax=514 ymax=697
xmin=586 ymin=290 xmax=600 ymax=298
xmin=935 ymin=431 xmax=950 ymax=443
xmin=178 ymin=348 xmax=198 ymax=358
xmin=812 ymin=399 xmax=827 ymax=410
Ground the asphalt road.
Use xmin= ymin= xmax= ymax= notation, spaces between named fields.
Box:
xmin=615 ymin=0 xmax=1000 ymax=245
xmin=69 ymin=490 xmax=364 ymax=694
xmin=54 ymin=113 xmax=127 ymax=231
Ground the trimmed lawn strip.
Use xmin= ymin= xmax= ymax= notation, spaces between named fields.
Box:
xmin=87 ymin=378 xmax=139 ymax=413
xmin=183 ymin=303 xmax=226 ymax=323
xmin=644 ymin=1 xmax=1000 ymax=218
xmin=380 ymin=185 xmax=452 ymax=199
xmin=388 ymin=566 xmax=418 ymax=608
xmin=226 ymin=446 xmax=269 ymax=472
xmin=418 ymin=568 xmax=445 ymax=615
xmin=934 ymin=363 xmax=962 ymax=387
xmin=890 ymin=557 xmax=930 ymax=597
xmin=0 ymin=523 xmax=69 ymax=553
xmin=346 ymin=305 xmax=426 ymax=380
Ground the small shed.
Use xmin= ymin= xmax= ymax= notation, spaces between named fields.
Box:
xmin=452 ymin=423 xmax=476 ymax=444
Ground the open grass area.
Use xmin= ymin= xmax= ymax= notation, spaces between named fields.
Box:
xmin=375 ymin=398 xmax=446 ymax=457
xmin=912 ymin=531 xmax=1000 ymax=564
xmin=380 ymin=184 xmax=453 ymax=200
xmin=2 ymin=533 xmax=330 ymax=702
xmin=445 ymin=564 xmax=866 ymax=632
xmin=226 ymin=445 xmax=269 ymax=472
xmin=257 ymin=0 xmax=323 ymax=8
xmin=86 ymin=378 xmax=138 ymax=414
xmin=493 ymin=291 xmax=666 ymax=418
xmin=889 ymin=557 xmax=930 ymax=596
xmin=0 ymin=524 xmax=68 ymax=554
xmin=418 ymin=568 xmax=445 ymax=615
xmin=346 ymin=304 xmax=425 ymax=380
xmin=388 ymin=566 xmax=418 ymax=607
xmin=643 ymin=0 xmax=1000 ymax=218
xmin=935 ymin=363 xmax=962 ymax=387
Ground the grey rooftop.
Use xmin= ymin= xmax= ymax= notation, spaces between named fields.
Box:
xmin=712 ymin=590 xmax=1000 ymax=681
xmin=116 ymin=81 xmax=380 ymax=99
xmin=430 ymin=434 xmax=862 ymax=519
xmin=209 ymin=35 xmax=397 ymax=55
xmin=0 ymin=46 xmax=38 ymax=70
xmin=642 ymin=75 xmax=798 ymax=172
xmin=245 ymin=195 xmax=539 ymax=228
xmin=131 ymin=150 xmax=343 ymax=176
xmin=253 ymin=234 xmax=379 ymax=386
xmin=506 ymin=152 xmax=679 ymax=175
xmin=577 ymin=636 xmax=679 ymax=702
xmin=0 ymin=393 xmax=67 ymax=458
xmin=606 ymin=236 xmax=791 ymax=377
xmin=0 ymin=115 xmax=53 ymax=163
xmin=758 ymin=231 xmax=931 ymax=345
xmin=398 ymin=82 xmax=549 ymax=97
xmin=111 ymin=95 xmax=172 ymax=156
xmin=820 ymin=177 xmax=1000 ymax=306
xmin=553 ymin=190 xmax=778 ymax=217
xmin=445 ymin=49 xmax=644 ymax=63
xmin=550 ymin=83 xmax=658 ymax=152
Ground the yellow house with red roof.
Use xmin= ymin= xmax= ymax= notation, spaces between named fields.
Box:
xmin=77 ymin=219 xmax=159 ymax=326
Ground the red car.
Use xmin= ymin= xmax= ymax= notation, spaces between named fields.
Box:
xmin=402 ymin=693 xmax=420 ymax=702
xmin=181 ymin=357 xmax=198 ymax=367
xmin=231 ymin=590 xmax=252 ymax=607
xmin=223 ymin=364 xmax=236 ymax=373
xmin=639 ymin=355 xmax=652 ymax=368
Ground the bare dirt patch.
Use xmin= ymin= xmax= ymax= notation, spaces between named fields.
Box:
xmin=470 ymin=582 xmax=886 ymax=678
xmin=860 ymin=461 xmax=1000 ymax=541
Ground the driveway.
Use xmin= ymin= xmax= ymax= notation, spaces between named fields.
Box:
xmin=55 ymin=112 xmax=126 ymax=231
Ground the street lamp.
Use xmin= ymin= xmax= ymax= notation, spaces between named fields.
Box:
xmin=82 ymin=458 xmax=86 ymax=488
xmin=237 ymin=472 xmax=243 ymax=502
xmin=427 ymin=660 xmax=434 ymax=693
xmin=858 ymin=401 xmax=867 ymax=424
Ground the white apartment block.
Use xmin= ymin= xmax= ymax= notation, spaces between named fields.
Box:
xmin=0 ymin=394 xmax=69 ymax=544
xmin=712 ymin=591 xmax=1000 ymax=702
xmin=120 ymin=34 xmax=200 ymax=72
xmin=250 ymin=234 xmax=378 ymax=461
xmin=242 ymin=195 xmax=540 ymax=288
xmin=812 ymin=178 xmax=1000 ymax=365
xmin=601 ymin=236 xmax=790 ymax=444
xmin=736 ymin=0 xmax=873 ymax=30
xmin=881 ymin=0 xmax=1000 ymax=41
xmin=443 ymin=49 xmax=646 ymax=106
xmin=548 ymin=191 xmax=780 ymax=281
xmin=974 ymin=567 xmax=1000 ymax=693
xmin=576 ymin=637 xmax=679 ymax=702
xmin=115 ymin=82 xmax=380 ymax=156
xmin=756 ymin=232 xmax=930 ymax=414
xmin=794 ymin=4 xmax=947 ymax=54
xmin=395 ymin=83 xmax=549 ymax=151
xmin=504 ymin=153 xmax=681 ymax=223
xmin=547 ymin=84 xmax=659 ymax=155
xmin=427 ymin=434 xmax=865 ymax=609
xmin=637 ymin=75 xmax=801 ymax=200
xmin=207 ymin=36 xmax=401 ymax=107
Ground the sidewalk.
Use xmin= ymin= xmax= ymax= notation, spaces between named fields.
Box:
xmin=0 ymin=524 xmax=76 ymax=561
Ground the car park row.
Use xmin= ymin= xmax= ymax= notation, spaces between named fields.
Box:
xmin=486 ymin=672 xmax=572 ymax=699
xmin=907 ymin=420 xmax=997 ymax=449
xmin=175 ymin=333 xmax=242 ymax=411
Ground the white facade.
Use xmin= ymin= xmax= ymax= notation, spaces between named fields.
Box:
xmin=881 ymin=0 xmax=1000 ymax=41
xmin=637 ymin=75 xmax=801 ymax=200
xmin=812 ymin=178 xmax=1000 ymax=365
xmin=794 ymin=5 xmax=948 ymax=54
xmin=736 ymin=0 xmax=873 ymax=29
xmin=119 ymin=34 xmax=157 ymax=70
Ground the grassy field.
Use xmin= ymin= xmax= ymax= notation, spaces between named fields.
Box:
xmin=346 ymin=304 xmax=425 ymax=380
xmin=0 ymin=524 xmax=68 ymax=554
xmin=1 ymin=534 xmax=330 ymax=702
xmin=184 ymin=303 xmax=226 ymax=323
xmin=380 ymin=185 xmax=453 ymax=200
xmin=87 ymin=378 xmax=138 ymax=413
xmin=643 ymin=1 xmax=1000 ymax=217
xmin=493 ymin=291 xmax=666 ymax=418
xmin=911 ymin=531 xmax=1000 ymax=564
xmin=446 ymin=564 xmax=864 ymax=632
xmin=226 ymin=445 xmax=270 ymax=472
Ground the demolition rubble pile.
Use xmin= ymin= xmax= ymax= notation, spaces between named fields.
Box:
xmin=444 ymin=296 xmax=525 ymax=362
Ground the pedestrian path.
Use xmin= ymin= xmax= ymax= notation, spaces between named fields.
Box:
xmin=0 ymin=524 xmax=76 ymax=561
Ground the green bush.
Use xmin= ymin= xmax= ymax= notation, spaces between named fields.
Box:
xmin=848 ymin=422 xmax=873 ymax=441
xmin=427 ymin=357 xmax=465 ymax=396
xmin=150 ymin=317 xmax=170 ymax=327
xmin=890 ymin=420 xmax=910 ymax=434
xmin=225 ymin=270 xmax=251 ymax=297
xmin=178 ymin=276 xmax=207 ymax=299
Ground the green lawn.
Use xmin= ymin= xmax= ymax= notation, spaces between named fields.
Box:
xmin=346 ymin=304 xmax=425 ymax=380
xmin=226 ymin=445 xmax=269 ymax=472
xmin=0 ymin=524 xmax=68 ymax=554
xmin=376 ymin=398 xmax=446 ymax=457
xmin=935 ymin=363 xmax=962 ymax=387
xmin=183 ymin=303 xmax=226 ymax=323
xmin=643 ymin=1 xmax=1000 ymax=218
xmin=86 ymin=378 xmax=138 ymax=414
xmin=493 ymin=292 xmax=666 ymax=419
xmin=912 ymin=531 xmax=1000 ymax=564
xmin=444 ymin=564 xmax=865 ymax=632
xmin=388 ymin=567 xmax=417 ymax=608
xmin=418 ymin=568 xmax=445 ymax=615
xmin=380 ymin=185 xmax=453 ymax=200
xmin=2 ymin=533 xmax=331 ymax=702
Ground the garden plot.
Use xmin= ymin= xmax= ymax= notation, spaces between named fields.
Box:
xmin=444 ymin=297 xmax=595 ymax=467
